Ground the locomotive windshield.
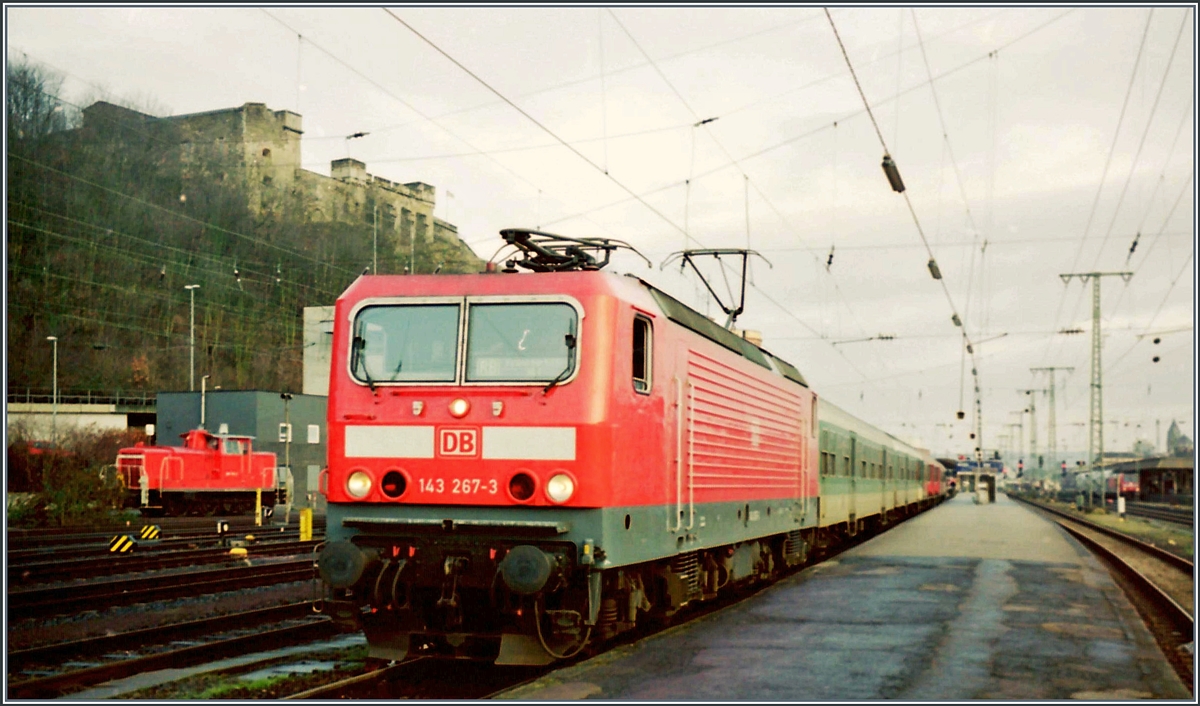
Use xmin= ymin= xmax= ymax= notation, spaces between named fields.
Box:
xmin=352 ymin=304 xmax=460 ymax=383
xmin=466 ymin=303 xmax=577 ymax=382
xmin=349 ymin=300 xmax=578 ymax=385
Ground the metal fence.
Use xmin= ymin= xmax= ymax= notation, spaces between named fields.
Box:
xmin=6 ymin=388 xmax=157 ymax=407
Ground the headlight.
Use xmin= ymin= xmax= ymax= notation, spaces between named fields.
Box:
xmin=545 ymin=473 xmax=575 ymax=504
xmin=449 ymin=398 xmax=470 ymax=418
xmin=346 ymin=470 xmax=373 ymax=499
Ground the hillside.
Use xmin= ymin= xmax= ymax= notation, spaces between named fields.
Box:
xmin=6 ymin=63 xmax=483 ymax=397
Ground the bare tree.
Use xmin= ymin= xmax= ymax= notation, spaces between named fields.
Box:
xmin=6 ymin=59 xmax=71 ymax=147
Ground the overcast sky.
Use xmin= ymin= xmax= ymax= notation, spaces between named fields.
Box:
xmin=7 ymin=5 xmax=1196 ymax=460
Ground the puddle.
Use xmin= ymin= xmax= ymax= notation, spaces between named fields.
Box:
xmin=239 ymin=660 xmax=336 ymax=682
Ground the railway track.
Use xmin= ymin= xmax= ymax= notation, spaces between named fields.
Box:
xmin=7 ymin=608 xmax=336 ymax=699
xmin=7 ymin=559 xmax=316 ymax=619
xmin=1124 ymin=502 xmax=1194 ymax=528
xmin=7 ymin=525 xmax=311 ymax=562
xmin=1010 ymin=494 xmax=1194 ymax=690
xmin=6 ymin=499 xmax=945 ymax=700
xmin=9 ymin=539 xmax=321 ymax=584
xmin=7 ymin=516 xmax=326 ymax=551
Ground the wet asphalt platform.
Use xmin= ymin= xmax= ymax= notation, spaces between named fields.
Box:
xmin=499 ymin=492 xmax=1191 ymax=700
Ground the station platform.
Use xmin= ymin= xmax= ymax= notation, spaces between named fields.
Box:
xmin=499 ymin=492 xmax=1191 ymax=700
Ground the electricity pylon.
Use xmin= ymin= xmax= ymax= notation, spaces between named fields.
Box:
xmin=1016 ymin=388 xmax=1047 ymax=477
xmin=1031 ymin=367 xmax=1074 ymax=490
xmin=1059 ymin=271 xmax=1132 ymax=508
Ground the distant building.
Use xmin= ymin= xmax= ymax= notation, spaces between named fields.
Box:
xmin=77 ymin=101 xmax=481 ymax=271
xmin=1166 ymin=420 xmax=1194 ymax=458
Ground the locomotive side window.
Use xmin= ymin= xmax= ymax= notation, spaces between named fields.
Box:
xmin=224 ymin=439 xmax=247 ymax=455
xmin=466 ymin=303 xmax=578 ymax=382
xmin=352 ymin=304 xmax=460 ymax=383
xmin=632 ymin=316 xmax=652 ymax=393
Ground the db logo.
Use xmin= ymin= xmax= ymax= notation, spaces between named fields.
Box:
xmin=438 ymin=428 xmax=478 ymax=457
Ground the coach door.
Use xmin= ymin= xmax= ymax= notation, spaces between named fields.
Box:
xmin=848 ymin=433 xmax=857 ymax=528
xmin=881 ymin=448 xmax=889 ymax=517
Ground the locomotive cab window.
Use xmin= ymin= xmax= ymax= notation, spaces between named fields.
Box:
xmin=352 ymin=304 xmax=460 ymax=383
xmin=632 ymin=315 xmax=652 ymax=394
xmin=466 ymin=302 xmax=578 ymax=383
xmin=224 ymin=439 xmax=247 ymax=455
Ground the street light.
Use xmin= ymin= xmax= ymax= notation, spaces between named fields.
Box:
xmin=46 ymin=336 xmax=58 ymax=445
xmin=184 ymin=285 xmax=200 ymax=391
xmin=200 ymin=374 xmax=211 ymax=429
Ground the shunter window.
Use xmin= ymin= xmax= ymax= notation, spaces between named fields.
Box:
xmin=633 ymin=316 xmax=652 ymax=393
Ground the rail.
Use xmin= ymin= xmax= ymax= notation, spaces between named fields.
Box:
xmin=1124 ymin=502 xmax=1194 ymax=527
xmin=1008 ymin=494 xmax=1193 ymax=573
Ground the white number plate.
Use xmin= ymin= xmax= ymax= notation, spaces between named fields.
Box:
xmin=419 ymin=478 xmax=498 ymax=495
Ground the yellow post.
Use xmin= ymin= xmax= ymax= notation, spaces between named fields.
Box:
xmin=300 ymin=508 xmax=313 ymax=542
xmin=255 ymin=488 xmax=262 ymax=527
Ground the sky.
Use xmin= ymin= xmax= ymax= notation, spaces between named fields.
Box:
xmin=6 ymin=4 xmax=1196 ymax=464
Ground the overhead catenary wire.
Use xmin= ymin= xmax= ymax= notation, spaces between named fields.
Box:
xmin=262 ymin=9 xmax=567 ymax=213
xmin=606 ymin=8 xmax=887 ymax=377
xmin=384 ymin=8 xmax=889 ymax=392
xmin=324 ymin=11 xmax=826 ymax=142
xmin=823 ymin=9 xmax=978 ymax=362
xmin=1088 ymin=7 xmax=1191 ymax=271
xmin=10 ymin=154 xmax=362 ymax=278
xmin=538 ymin=9 xmax=1076 ymax=235
xmin=1043 ymin=8 xmax=1155 ymax=365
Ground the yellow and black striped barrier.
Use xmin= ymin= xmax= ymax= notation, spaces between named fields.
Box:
xmin=139 ymin=525 xmax=161 ymax=541
xmin=109 ymin=534 xmax=137 ymax=553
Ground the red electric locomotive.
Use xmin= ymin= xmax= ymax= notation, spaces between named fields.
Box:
xmin=1105 ymin=472 xmax=1139 ymax=500
xmin=114 ymin=428 xmax=279 ymax=515
xmin=316 ymin=230 xmax=941 ymax=665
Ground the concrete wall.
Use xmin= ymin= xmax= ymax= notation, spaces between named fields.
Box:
xmin=303 ymin=306 xmax=336 ymax=397
xmin=6 ymin=404 xmax=130 ymax=439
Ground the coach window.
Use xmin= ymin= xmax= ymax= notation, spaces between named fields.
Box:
xmin=632 ymin=316 xmax=652 ymax=393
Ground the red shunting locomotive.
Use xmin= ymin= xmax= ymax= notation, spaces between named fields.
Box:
xmin=114 ymin=428 xmax=279 ymax=516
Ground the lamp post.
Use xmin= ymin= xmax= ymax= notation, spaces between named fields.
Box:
xmin=184 ymin=284 xmax=200 ymax=391
xmin=200 ymin=374 xmax=211 ymax=429
xmin=46 ymin=336 xmax=58 ymax=445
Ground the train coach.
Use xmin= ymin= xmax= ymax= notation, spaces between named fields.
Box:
xmin=316 ymin=230 xmax=946 ymax=665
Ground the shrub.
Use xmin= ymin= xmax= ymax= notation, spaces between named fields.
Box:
xmin=6 ymin=423 xmax=146 ymax=527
